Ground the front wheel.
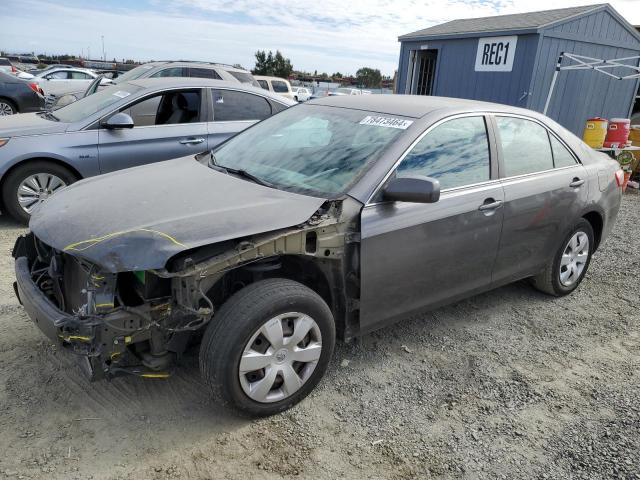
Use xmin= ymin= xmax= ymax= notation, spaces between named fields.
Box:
xmin=531 ymin=219 xmax=594 ymax=296
xmin=0 ymin=99 xmax=16 ymax=115
xmin=200 ymin=278 xmax=335 ymax=417
xmin=2 ymin=161 xmax=77 ymax=224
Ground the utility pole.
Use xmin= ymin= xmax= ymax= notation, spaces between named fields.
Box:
xmin=101 ymin=35 xmax=105 ymax=62
xmin=88 ymin=46 xmax=91 ymax=60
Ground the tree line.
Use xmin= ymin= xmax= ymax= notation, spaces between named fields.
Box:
xmin=252 ymin=50 xmax=386 ymax=88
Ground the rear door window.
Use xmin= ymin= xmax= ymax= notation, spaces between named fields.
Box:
xmin=396 ymin=116 xmax=491 ymax=190
xmin=48 ymin=71 xmax=70 ymax=79
xmin=550 ymin=134 xmax=578 ymax=168
xmin=70 ymin=71 xmax=92 ymax=80
xmin=189 ymin=67 xmax=222 ymax=80
xmin=151 ymin=67 xmax=187 ymax=78
xmin=496 ymin=117 xmax=554 ymax=177
xmin=257 ymin=79 xmax=269 ymax=90
xmin=211 ymin=89 xmax=271 ymax=121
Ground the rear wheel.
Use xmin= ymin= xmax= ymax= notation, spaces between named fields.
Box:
xmin=0 ymin=98 xmax=16 ymax=116
xmin=2 ymin=161 xmax=77 ymax=224
xmin=199 ymin=278 xmax=335 ymax=417
xmin=531 ymin=219 xmax=594 ymax=296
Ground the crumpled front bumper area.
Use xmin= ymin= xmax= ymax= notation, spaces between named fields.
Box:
xmin=12 ymin=233 xmax=180 ymax=380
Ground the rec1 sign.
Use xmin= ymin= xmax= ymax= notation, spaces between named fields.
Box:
xmin=474 ymin=36 xmax=518 ymax=72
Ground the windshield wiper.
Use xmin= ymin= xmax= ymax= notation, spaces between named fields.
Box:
xmin=208 ymin=152 xmax=273 ymax=188
xmin=38 ymin=111 xmax=59 ymax=122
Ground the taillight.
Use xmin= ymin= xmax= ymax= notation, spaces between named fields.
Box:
xmin=28 ymin=83 xmax=43 ymax=95
xmin=614 ymin=169 xmax=625 ymax=187
xmin=11 ymin=66 xmax=16 ymax=73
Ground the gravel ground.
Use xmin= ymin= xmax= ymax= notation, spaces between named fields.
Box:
xmin=0 ymin=193 xmax=638 ymax=480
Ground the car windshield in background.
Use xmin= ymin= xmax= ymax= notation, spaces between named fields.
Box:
xmin=52 ymin=84 xmax=142 ymax=123
xmin=112 ymin=64 xmax=155 ymax=84
xmin=212 ymin=104 xmax=410 ymax=196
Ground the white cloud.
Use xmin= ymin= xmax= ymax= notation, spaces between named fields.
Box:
xmin=0 ymin=0 xmax=638 ymax=76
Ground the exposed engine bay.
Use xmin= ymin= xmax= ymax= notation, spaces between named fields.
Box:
xmin=13 ymin=198 xmax=361 ymax=380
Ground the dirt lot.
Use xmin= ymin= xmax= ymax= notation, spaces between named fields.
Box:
xmin=0 ymin=194 xmax=638 ymax=480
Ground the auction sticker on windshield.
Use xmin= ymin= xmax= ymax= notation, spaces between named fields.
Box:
xmin=113 ymin=91 xmax=131 ymax=99
xmin=359 ymin=116 xmax=413 ymax=129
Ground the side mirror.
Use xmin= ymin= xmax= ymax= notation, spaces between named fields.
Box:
xmin=382 ymin=175 xmax=440 ymax=203
xmin=102 ymin=112 xmax=134 ymax=129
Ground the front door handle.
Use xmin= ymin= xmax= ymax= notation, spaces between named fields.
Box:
xmin=478 ymin=199 xmax=503 ymax=211
xmin=179 ymin=137 xmax=205 ymax=145
xmin=569 ymin=178 xmax=585 ymax=188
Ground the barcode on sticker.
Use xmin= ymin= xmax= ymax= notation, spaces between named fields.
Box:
xmin=359 ymin=116 xmax=413 ymax=129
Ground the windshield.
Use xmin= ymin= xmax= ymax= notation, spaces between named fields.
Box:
xmin=53 ymin=83 xmax=142 ymax=123
xmin=113 ymin=64 xmax=155 ymax=84
xmin=212 ymin=104 xmax=410 ymax=196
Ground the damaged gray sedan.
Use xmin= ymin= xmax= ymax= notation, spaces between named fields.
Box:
xmin=13 ymin=95 xmax=623 ymax=416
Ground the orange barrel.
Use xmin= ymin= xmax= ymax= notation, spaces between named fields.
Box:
xmin=603 ymin=118 xmax=631 ymax=148
xmin=630 ymin=125 xmax=640 ymax=173
xmin=582 ymin=117 xmax=608 ymax=148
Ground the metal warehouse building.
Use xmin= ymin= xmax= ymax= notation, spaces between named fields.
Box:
xmin=397 ymin=4 xmax=640 ymax=134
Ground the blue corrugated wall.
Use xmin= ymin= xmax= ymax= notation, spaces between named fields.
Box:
xmin=397 ymin=7 xmax=640 ymax=135
xmin=529 ymin=9 xmax=640 ymax=134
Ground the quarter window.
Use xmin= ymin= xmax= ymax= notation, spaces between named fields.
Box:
xmin=396 ymin=116 xmax=491 ymax=190
xmin=550 ymin=134 xmax=577 ymax=168
xmin=271 ymin=80 xmax=289 ymax=93
xmin=212 ymin=89 xmax=271 ymax=121
xmin=496 ymin=117 xmax=554 ymax=176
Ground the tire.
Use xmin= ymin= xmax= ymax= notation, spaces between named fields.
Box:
xmin=0 ymin=98 xmax=17 ymax=116
xmin=531 ymin=218 xmax=595 ymax=296
xmin=200 ymin=278 xmax=335 ymax=417
xmin=2 ymin=161 xmax=77 ymax=224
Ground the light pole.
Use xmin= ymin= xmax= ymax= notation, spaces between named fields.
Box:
xmin=101 ymin=35 xmax=105 ymax=62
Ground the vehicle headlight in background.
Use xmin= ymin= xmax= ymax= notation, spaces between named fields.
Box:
xmin=0 ymin=138 xmax=10 ymax=148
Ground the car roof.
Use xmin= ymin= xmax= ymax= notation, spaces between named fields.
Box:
xmin=140 ymin=61 xmax=251 ymax=73
xmin=124 ymin=77 xmax=296 ymax=103
xmin=254 ymin=75 xmax=290 ymax=82
xmin=308 ymin=94 xmax=538 ymax=119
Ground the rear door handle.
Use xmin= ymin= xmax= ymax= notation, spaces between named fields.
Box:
xmin=569 ymin=178 xmax=585 ymax=188
xmin=179 ymin=137 xmax=205 ymax=145
xmin=478 ymin=199 xmax=503 ymax=211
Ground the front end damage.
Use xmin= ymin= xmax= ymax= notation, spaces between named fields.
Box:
xmin=13 ymin=198 xmax=361 ymax=380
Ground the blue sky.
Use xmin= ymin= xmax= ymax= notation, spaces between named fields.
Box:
xmin=1 ymin=0 xmax=639 ymax=75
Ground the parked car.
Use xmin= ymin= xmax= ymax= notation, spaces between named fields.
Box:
xmin=255 ymin=76 xmax=295 ymax=101
xmin=12 ymin=95 xmax=623 ymax=417
xmin=113 ymin=61 xmax=260 ymax=87
xmin=27 ymin=64 xmax=73 ymax=75
xmin=0 ymin=77 xmax=293 ymax=223
xmin=329 ymin=87 xmax=363 ymax=96
xmin=50 ymin=75 xmax=106 ymax=109
xmin=0 ymin=71 xmax=44 ymax=116
xmin=31 ymin=67 xmax=112 ymax=97
xmin=290 ymin=86 xmax=311 ymax=102
xmin=0 ymin=58 xmax=17 ymax=75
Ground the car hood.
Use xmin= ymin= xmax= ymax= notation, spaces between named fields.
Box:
xmin=0 ymin=112 xmax=69 ymax=137
xmin=29 ymin=157 xmax=327 ymax=272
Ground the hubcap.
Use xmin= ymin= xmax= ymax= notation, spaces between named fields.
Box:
xmin=559 ymin=231 xmax=589 ymax=287
xmin=17 ymin=173 xmax=67 ymax=214
xmin=239 ymin=312 xmax=322 ymax=403
xmin=0 ymin=102 xmax=14 ymax=116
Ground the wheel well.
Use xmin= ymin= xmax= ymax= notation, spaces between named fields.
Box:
xmin=582 ymin=211 xmax=603 ymax=251
xmin=209 ymin=255 xmax=333 ymax=308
